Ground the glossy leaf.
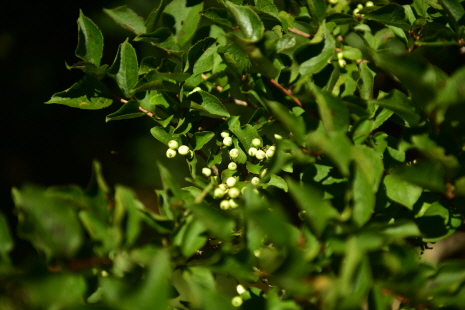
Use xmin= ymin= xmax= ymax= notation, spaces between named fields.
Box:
xmin=363 ymin=4 xmax=411 ymax=31
xmin=104 ymin=5 xmax=147 ymax=34
xmin=192 ymin=131 xmax=215 ymax=150
xmin=225 ymin=1 xmax=264 ymax=41
xmin=188 ymin=90 xmax=230 ymax=118
xmin=76 ymin=10 xmax=103 ymax=66
xmin=299 ymin=22 xmax=335 ymax=76
xmin=45 ymin=75 xmax=113 ymax=109
xmin=108 ymin=39 xmax=139 ymax=98
xmin=106 ymin=100 xmax=145 ymax=121
xmin=384 ymin=175 xmax=422 ymax=210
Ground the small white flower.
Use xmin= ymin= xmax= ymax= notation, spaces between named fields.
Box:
xmin=168 ymin=140 xmax=179 ymax=149
xmin=228 ymin=187 xmax=240 ymax=198
xmin=229 ymin=148 xmax=240 ymax=158
xmin=236 ymin=285 xmax=246 ymax=295
xmin=226 ymin=177 xmax=237 ymax=187
xmin=221 ymin=131 xmax=230 ymax=138
xmin=202 ymin=167 xmax=212 ymax=177
xmin=223 ymin=136 xmax=233 ymax=146
xmin=256 ymin=150 xmax=266 ymax=160
xmin=166 ymin=149 xmax=177 ymax=158
xmin=251 ymin=177 xmax=260 ymax=185
xmin=220 ymin=200 xmax=230 ymax=210
xmin=251 ymin=138 xmax=261 ymax=147
xmin=178 ymin=145 xmax=190 ymax=155
xmin=228 ymin=162 xmax=237 ymax=171
xmin=248 ymin=147 xmax=257 ymax=156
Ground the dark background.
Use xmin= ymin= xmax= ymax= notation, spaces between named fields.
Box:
xmin=0 ymin=0 xmax=190 ymax=227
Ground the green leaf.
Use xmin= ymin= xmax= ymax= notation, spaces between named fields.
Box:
xmin=108 ymin=39 xmax=139 ymax=98
xmin=188 ymin=90 xmax=230 ymax=117
xmin=287 ymin=178 xmax=339 ymax=237
xmin=150 ymin=126 xmax=181 ymax=146
xmin=326 ymin=13 xmax=359 ymax=25
xmin=185 ymin=37 xmax=217 ymax=73
xmin=261 ymin=174 xmax=288 ymax=192
xmin=45 ymin=75 xmax=113 ymax=109
xmin=185 ymin=202 xmax=235 ymax=240
xmin=393 ymin=160 xmax=447 ymax=193
xmin=229 ymin=124 xmax=261 ymax=151
xmin=363 ymin=4 xmax=411 ymax=31
xmin=265 ymin=100 xmax=306 ymax=144
xmin=299 ymin=22 xmax=335 ymax=76
xmin=66 ymin=61 xmax=108 ymax=80
xmin=164 ymin=0 xmax=203 ymax=46
xmin=416 ymin=201 xmax=461 ymax=242
xmin=438 ymin=0 xmax=465 ymax=32
xmin=106 ymin=100 xmax=145 ymax=121
xmin=358 ymin=62 xmax=376 ymax=100
xmin=180 ymin=217 xmax=208 ymax=257
xmin=255 ymin=0 xmax=279 ymax=18
xmin=12 ymin=185 xmax=84 ymax=258
xmin=192 ymin=131 xmax=215 ymax=150
xmin=0 ymin=213 xmax=13 ymax=260
xmin=76 ymin=10 xmax=103 ymax=66
xmin=218 ymin=43 xmax=251 ymax=78
xmin=371 ymin=89 xmax=420 ymax=127
xmin=134 ymin=28 xmax=172 ymax=44
xmin=384 ymin=175 xmax=422 ymax=210
xmin=311 ymin=85 xmax=350 ymax=133
xmin=114 ymin=186 xmax=145 ymax=247
xmin=103 ymin=5 xmax=147 ymax=34
xmin=201 ymin=8 xmax=233 ymax=27
xmin=225 ymin=1 xmax=265 ymax=41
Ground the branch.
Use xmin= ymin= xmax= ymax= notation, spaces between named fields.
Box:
xmin=288 ymin=27 xmax=312 ymax=39
xmin=117 ymin=97 xmax=155 ymax=118
xmin=268 ymin=79 xmax=317 ymax=118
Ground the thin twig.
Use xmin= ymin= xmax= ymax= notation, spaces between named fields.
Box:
xmin=288 ymin=27 xmax=312 ymax=39
xmin=117 ymin=97 xmax=155 ymax=118
xmin=268 ymin=79 xmax=317 ymax=118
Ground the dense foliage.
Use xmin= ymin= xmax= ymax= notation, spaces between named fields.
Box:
xmin=2 ymin=0 xmax=465 ymax=308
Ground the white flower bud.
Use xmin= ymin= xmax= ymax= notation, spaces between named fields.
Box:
xmin=219 ymin=184 xmax=228 ymax=191
xmin=236 ymin=285 xmax=246 ymax=295
xmin=229 ymin=148 xmax=240 ymax=158
xmin=202 ymin=167 xmax=212 ymax=177
xmin=228 ymin=162 xmax=237 ymax=171
xmin=229 ymin=199 xmax=239 ymax=209
xmin=178 ymin=145 xmax=190 ymax=155
xmin=274 ymin=134 xmax=283 ymax=140
xmin=223 ymin=136 xmax=233 ymax=146
xmin=221 ymin=131 xmax=230 ymax=138
xmin=251 ymin=177 xmax=260 ymax=185
xmin=256 ymin=150 xmax=266 ymax=160
xmin=231 ymin=296 xmax=243 ymax=307
xmin=214 ymin=188 xmax=225 ymax=198
xmin=260 ymin=168 xmax=268 ymax=178
xmin=168 ymin=140 xmax=179 ymax=149
xmin=166 ymin=149 xmax=177 ymax=158
xmin=226 ymin=177 xmax=237 ymax=187
xmin=329 ymin=0 xmax=338 ymax=4
xmin=251 ymin=138 xmax=261 ymax=147
xmin=248 ymin=147 xmax=257 ymax=156
xmin=269 ymin=145 xmax=276 ymax=151
xmin=337 ymin=52 xmax=344 ymax=60
xmin=266 ymin=149 xmax=275 ymax=159
xmin=220 ymin=200 xmax=230 ymax=210
xmin=228 ymin=187 xmax=240 ymax=198
xmin=366 ymin=1 xmax=374 ymax=6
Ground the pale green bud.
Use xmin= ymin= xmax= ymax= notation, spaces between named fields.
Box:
xmin=166 ymin=149 xmax=177 ymax=158
xmin=178 ymin=145 xmax=190 ymax=155
xmin=168 ymin=140 xmax=179 ymax=149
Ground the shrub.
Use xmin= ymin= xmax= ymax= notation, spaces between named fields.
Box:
xmin=2 ymin=0 xmax=465 ymax=309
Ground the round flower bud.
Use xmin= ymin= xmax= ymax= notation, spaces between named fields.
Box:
xmin=226 ymin=177 xmax=237 ymax=187
xmin=228 ymin=162 xmax=237 ymax=171
xmin=353 ymin=8 xmax=361 ymax=16
xmin=266 ymin=149 xmax=275 ymax=159
xmin=168 ymin=140 xmax=179 ymax=150
xmin=256 ymin=150 xmax=266 ymax=160
xmin=366 ymin=1 xmax=374 ymax=6
xmin=228 ymin=187 xmax=240 ymax=198
xmin=166 ymin=149 xmax=177 ymax=158
xmin=337 ymin=52 xmax=344 ymax=60
xmin=229 ymin=148 xmax=240 ymax=158
xmin=229 ymin=199 xmax=239 ymax=209
xmin=223 ymin=136 xmax=233 ymax=146
xmin=219 ymin=184 xmax=228 ymax=191
xmin=248 ymin=147 xmax=257 ymax=156
xmin=231 ymin=296 xmax=243 ymax=307
xmin=269 ymin=145 xmax=276 ymax=151
xmin=274 ymin=134 xmax=283 ymax=140
xmin=221 ymin=131 xmax=230 ymax=138
xmin=338 ymin=59 xmax=347 ymax=68
xmin=202 ymin=167 xmax=212 ymax=177
xmin=329 ymin=0 xmax=338 ymax=4
xmin=214 ymin=188 xmax=225 ymax=198
xmin=251 ymin=138 xmax=261 ymax=147
xmin=236 ymin=285 xmax=246 ymax=295
xmin=220 ymin=200 xmax=230 ymax=210
xmin=178 ymin=145 xmax=190 ymax=155
xmin=260 ymin=168 xmax=268 ymax=178
xmin=251 ymin=177 xmax=260 ymax=185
